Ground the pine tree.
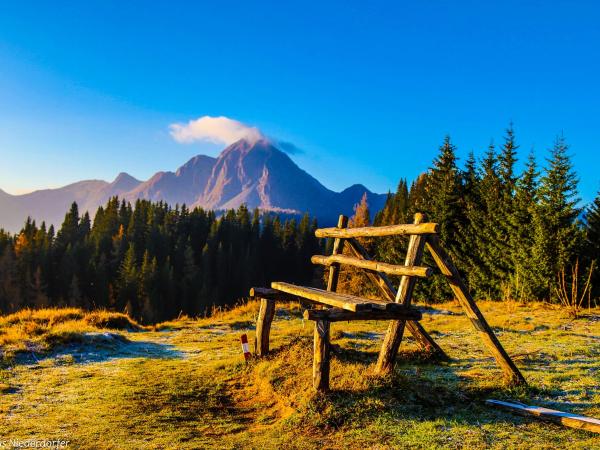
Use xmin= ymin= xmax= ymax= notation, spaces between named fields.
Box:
xmin=469 ymin=143 xmax=506 ymax=299
xmin=458 ymin=151 xmax=482 ymax=291
xmin=419 ymin=136 xmax=463 ymax=300
xmin=585 ymin=190 xmax=600 ymax=298
xmin=495 ymin=125 xmax=519 ymax=298
xmin=118 ymin=244 xmax=139 ymax=315
xmin=532 ymin=134 xmax=583 ymax=300
xmin=509 ymin=151 xmax=540 ymax=300
xmin=140 ymin=251 xmax=159 ymax=323
xmin=498 ymin=123 xmax=519 ymax=197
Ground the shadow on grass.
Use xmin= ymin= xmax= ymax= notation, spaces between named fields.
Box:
xmin=302 ymin=369 xmax=536 ymax=432
xmin=264 ymin=336 xmax=539 ymax=432
xmin=11 ymin=332 xmax=184 ymax=366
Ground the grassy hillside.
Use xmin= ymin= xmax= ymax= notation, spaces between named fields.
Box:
xmin=0 ymin=301 xmax=599 ymax=449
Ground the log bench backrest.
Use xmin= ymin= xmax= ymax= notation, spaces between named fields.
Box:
xmin=311 ymin=219 xmax=439 ymax=286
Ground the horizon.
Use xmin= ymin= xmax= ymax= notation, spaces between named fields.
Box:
xmin=1 ymin=2 xmax=600 ymax=203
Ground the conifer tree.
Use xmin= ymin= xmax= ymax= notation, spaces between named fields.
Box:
xmin=420 ymin=136 xmax=463 ymax=300
xmin=532 ymin=135 xmax=582 ymax=300
xmin=497 ymin=125 xmax=519 ymax=294
xmin=585 ymin=190 xmax=600 ymax=297
xmin=118 ymin=244 xmax=139 ymax=315
xmin=458 ymin=151 xmax=482 ymax=290
xmin=469 ymin=143 xmax=505 ymax=299
xmin=509 ymin=151 xmax=540 ymax=300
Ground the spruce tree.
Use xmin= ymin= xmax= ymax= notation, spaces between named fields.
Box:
xmin=470 ymin=143 xmax=506 ymax=299
xmin=509 ymin=151 xmax=540 ymax=300
xmin=497 ymin=125 xmax=519 ymax=296
xmin=532 ymin=134 xmax=582 ymax=300
xmin=458 ymin=151 xmax=482 ymax=291
xmin=585 ymin=189 xmax=600 ymax=297
xmin=420 ymin=136 xmax=463 ymax=300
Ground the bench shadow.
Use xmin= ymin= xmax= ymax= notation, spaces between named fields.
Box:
xmin=270 ymin=338 xmax=548 ymax=430
xmin=317 ymin=355 xmax=536 ymax=431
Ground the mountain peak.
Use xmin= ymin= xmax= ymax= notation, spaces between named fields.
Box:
xmin=176 ymin=154 xmax=217 ymax=177
xmin=113 ymin=172 xmax=139 ymax=183
xmin=111 ymin=172 xmax=142 ymax=191
xmin=221 ymin=138 xmax=279 ymax=156
xmin=341 ymin=184 xmax=372 ymax=195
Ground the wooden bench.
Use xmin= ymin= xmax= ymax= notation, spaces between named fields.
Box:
xmin=250 ymin=213 xmax=526 ymax=392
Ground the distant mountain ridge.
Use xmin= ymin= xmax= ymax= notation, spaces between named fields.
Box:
xmin=0 ymin=139 xmax=387 ymax=232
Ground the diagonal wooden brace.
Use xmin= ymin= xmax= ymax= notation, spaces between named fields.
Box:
xmin=426 ymin=234 xmax=525 ymax=385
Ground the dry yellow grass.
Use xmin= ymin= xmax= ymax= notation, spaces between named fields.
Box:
xmin=0 ymin=308 xmax=143 ymax=359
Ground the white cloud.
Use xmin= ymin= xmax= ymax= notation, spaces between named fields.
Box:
xmin=169 ymin=116 xmax=263 ymax=145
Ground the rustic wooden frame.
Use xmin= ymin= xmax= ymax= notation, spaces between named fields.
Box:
xmin=250 ymin=212 xmax=526 ymax=391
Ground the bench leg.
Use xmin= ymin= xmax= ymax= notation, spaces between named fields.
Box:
xmin=313 ymin=319 xmax=331 ymax=392
xmin=256 ymin=298 xmax=276 ymax=356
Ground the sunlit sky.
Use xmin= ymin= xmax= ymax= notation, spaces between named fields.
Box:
xmin=1 ymin=1 xmax=599 ymax=202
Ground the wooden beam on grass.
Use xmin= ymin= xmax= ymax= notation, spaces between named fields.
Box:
xmin=486 ymin=399 xmax=600 ymax=433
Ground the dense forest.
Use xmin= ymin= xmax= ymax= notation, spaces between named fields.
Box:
xmin=370 ymin=125 xmax=600 ymax=304
xmin=0 ymin=200 xmax=320 ymax=322
xmin=1 ymin=125 xmax=599 ymax=321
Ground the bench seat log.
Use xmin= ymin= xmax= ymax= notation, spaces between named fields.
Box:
xmin=304 ymin=307 xmax=422 ymax=322
xmin=315 ymin=222 xmax=439 ymax=239
xmin=311 ymin=254 xmax=433 ymax=278
xmin=250 ymin=287 xmax=297 ymax=302
xmin=271 ymin=282 xmax=399 ymax=313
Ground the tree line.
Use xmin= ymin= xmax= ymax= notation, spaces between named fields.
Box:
xmin=0 ymin=199 xmax=320 ymax=322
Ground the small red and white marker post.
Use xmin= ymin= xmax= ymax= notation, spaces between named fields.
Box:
xmin=240 ymin=334 xmax=251 ymax=361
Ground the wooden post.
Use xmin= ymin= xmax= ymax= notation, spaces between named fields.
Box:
xmin=345 ymin=238 xmax=447 ymax=358
xmin=313 ymin=214 xmax=348 ymax=392
xmin=313 ymin=319 xmax=330 ymax=392
xmin=426 ymin=235 xmax=526 ymax=385
xmin=376 ymin=213 xmax=428 ymax=374
xmin=255 ymin=298 xmax=276 ymax=356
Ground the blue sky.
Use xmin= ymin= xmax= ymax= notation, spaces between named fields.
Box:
xmin=1 ymin=1 xmax=599 ymax=202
